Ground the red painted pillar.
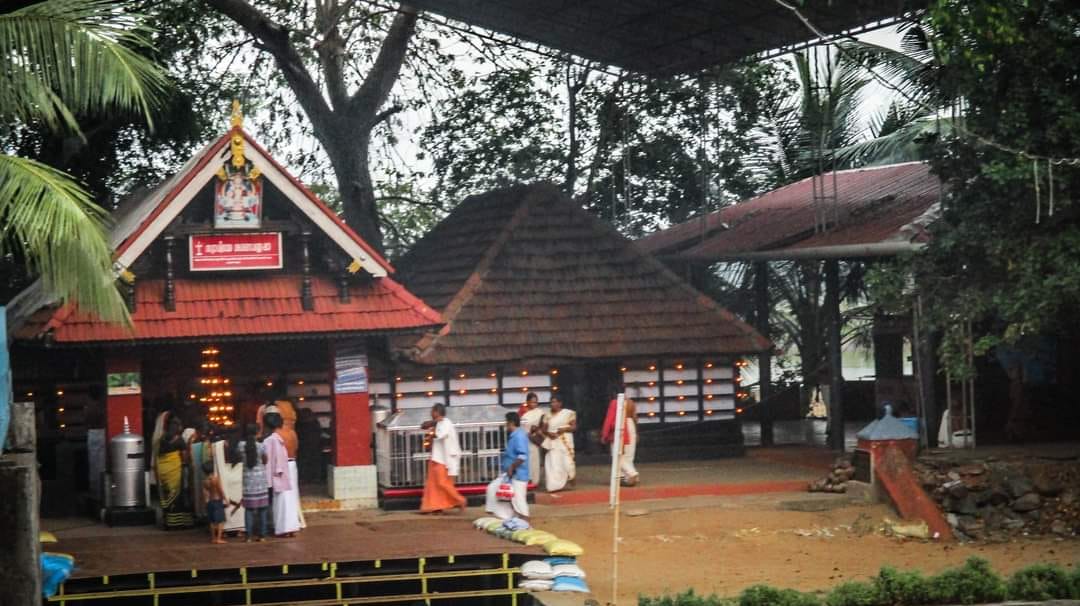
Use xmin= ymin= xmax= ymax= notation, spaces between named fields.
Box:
xmin=105 ymin=355 xmax=143 ymax=440
xmin=331 ymin=344 xmax=371 ymax=466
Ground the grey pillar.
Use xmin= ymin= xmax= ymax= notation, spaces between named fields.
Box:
xmin=825 ymin=259 xmax=845 ymax=452
xmin=0 ymin=453 xmax=41 ymax=603
xmin=916 ymin=316 xmax=939 ymax=447
xmin=753 ymin=261 xmax=773 ymax=446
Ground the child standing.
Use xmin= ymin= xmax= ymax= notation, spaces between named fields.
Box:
xmin=202 ymin=460 xmax=232 ymax=544
xmin=238 ymin=423 xmax=270 ymax=542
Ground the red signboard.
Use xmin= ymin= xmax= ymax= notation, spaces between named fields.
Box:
xmin=189 ymin=233 xmax=283 ymax=271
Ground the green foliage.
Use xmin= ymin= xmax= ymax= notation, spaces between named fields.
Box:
xmin=874 ymin=566 xmax=930 ymax=605
xmin=0 ymin=0 xmax=167 ymax=322
xmin=925 ymin=558 xmax=1006 ymax=605
xmin=639 ymin=589 xmax=733 ymax=606
xmin=1006 ymin=563 xmax=1075 ymax=600
xmin=875 ymin=0 xmax=1080 ymax=378
xmin=739 ymin=585 xmax=821 ymax=606
xmin=644 ymin=560 xmax=1080 ymax=606
xmin=824 ymin=581 xmax=880 ymax=606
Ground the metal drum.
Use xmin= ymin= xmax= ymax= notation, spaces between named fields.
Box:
xmin=376 ymin=405 xmax=508 ymax=488
xmin=109 ymin=417 xmax=145 ymax=507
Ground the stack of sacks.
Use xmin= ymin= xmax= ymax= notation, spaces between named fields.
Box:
xmin=518 ymin=557 xmax=589 ymax=593
xmin=472 ymin=517 xmax=585 ymax=557
xmin=519 ymin=560 xmax=554 ymax=591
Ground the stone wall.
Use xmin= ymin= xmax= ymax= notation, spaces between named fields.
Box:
xmin=915 ymin=453 xmax=1080 ymax=541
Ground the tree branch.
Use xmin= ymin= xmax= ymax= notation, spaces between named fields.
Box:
xmin=368 ymin=104 xmax=403 ymax=129
xmin=203 ymin=0 xmax=333 ymax=132
xmin=347 ymin=4 xmax=417 ymax=118
xmin=314 ymin=0 xmax=349 ymax=110
xmin=376 ymin=194 xmax=443 ymax=209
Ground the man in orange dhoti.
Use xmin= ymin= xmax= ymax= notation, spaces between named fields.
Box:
xmin=420 ymin=403 xmax=466 ymax=513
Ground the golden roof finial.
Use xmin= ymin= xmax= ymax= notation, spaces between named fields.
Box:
xmin=230 ymin=99 xmax=243 ymax=129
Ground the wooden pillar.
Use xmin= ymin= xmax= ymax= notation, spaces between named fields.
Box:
xmin=300 ymin=230 xmax=314 ymax=311
xmin=330 ymin=343 xmax=371 ymax=466
xmin=825 ymin=260 xmax=845 ymax=452
xmin=753 ymin=261 xmax=774 ymax=446
xmin=105 ymin=354 xmax=143 ymax=441
xmin=163 ymin=236 xmax=176 ymax=312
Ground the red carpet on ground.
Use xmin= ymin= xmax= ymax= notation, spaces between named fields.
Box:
xmin=535 ymin=479 xmax=809 ymax=506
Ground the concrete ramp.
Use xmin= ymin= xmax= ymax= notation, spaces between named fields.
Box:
xmin=875 ymin=444 xmax=953 ymax=541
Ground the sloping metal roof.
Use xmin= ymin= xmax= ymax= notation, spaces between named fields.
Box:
xmin=638 ymin=162 xmax=941 ymax=262
xmin=407 ymin=0 xmax=912 ymax=75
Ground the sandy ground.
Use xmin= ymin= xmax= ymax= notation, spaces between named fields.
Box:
xmin=43 ymin=446 xmax=1080 ymax=603
xmin=527 ymin=494 xmax=1080 ymax=603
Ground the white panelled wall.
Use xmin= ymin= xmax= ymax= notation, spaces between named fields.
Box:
xmin=623 ymin=358 xmax=743 ymax=424
xmin=370 ymin=368 xmax=555 ymax=411
xmin=370 ymin=359 xmax=748 ymax=425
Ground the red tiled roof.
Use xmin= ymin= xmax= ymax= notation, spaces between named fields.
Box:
xmin=17 ymin=275 xmax=442 ymax=344
xmin=394 ymin=183 xmax=770 ymax=366
xmin=638 ymin=162 xmax=941 ymax=261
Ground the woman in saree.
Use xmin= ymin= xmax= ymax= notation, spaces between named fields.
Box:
xmin=157 ymin=417 xmax=195 ymax=529
xmin=519 ymin=392 xmax=547 ymax=485
xmin=543 ymin=395 xmax=577 ymax=493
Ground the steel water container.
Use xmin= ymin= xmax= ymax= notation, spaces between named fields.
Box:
xmin=109 ymin=417 xmax=145 ymax=507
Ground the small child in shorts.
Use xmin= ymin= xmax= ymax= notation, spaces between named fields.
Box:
xmin=202 ymin=460 xmax=232 ymax=544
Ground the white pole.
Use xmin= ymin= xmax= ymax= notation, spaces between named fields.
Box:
xmin=609 ymin=394 xmax=626 ymax=605
xmin=609 ymin=394 xmax=625 ymax=507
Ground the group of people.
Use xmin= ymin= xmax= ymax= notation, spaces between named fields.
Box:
xmin=151 ymin=399 xmax=307 ymax=544
xmin=418 ymin=390 xmax=642 ymax=520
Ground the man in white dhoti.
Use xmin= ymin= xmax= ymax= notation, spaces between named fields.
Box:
xmin=420 ymin=403 xmax=466 ymax=513
xmin=264 ymin=412 xmax=301 ymax=536
xmin=542 ymin=395 xmax=577 ymax=493
xmin=519 ymin=392 xmax=547 ymax=486
xmin=485 ymin=412 xmax=530 ymax=522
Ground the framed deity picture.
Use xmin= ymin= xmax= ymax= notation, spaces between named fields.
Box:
xmin=214 ymin=170 xmax=262 ymax=229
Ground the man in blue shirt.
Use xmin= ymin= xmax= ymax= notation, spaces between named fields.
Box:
xmin=485 ymin=412 xmax=530 ymax=521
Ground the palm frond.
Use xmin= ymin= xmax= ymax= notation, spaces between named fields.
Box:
xmin=0 ymin=154 xmax=129 ymax=323
xmin=832 ymin=115 xmax=954 ymax=166
xmin=838 ymin=35 xmax=945 ymax=116
xmin=0 ymin=0 xmax=168 ymax=133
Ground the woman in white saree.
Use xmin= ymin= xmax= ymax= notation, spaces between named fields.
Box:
xmin=543 ymin=395 xmax=577 ymax=493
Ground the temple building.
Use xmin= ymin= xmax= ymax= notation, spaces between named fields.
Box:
xmin=7 ymin=106 xmax=441 ymax=511
xmin=378 ymin=183 xmax=770 ymax=462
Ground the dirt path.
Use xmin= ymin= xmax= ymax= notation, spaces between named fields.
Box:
xmin=530 ymin=496 xmax=1080 ymax=603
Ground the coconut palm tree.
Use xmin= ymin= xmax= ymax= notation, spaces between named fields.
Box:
xmin=832 ymin=22 xmax=952 ymax=166
xmin=1 ymin=0 xmax=167 ymax=322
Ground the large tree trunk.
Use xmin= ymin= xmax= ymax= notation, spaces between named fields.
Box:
xmin=202 ymin=0 xmax=417 ymax=253
xmin=323 ymin=123 xmax=382 ymax=251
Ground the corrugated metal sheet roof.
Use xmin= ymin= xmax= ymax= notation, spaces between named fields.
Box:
xmin=638 ymin=162 xmax=941 ymax=261
xmin=17 ymin=275 xmax=442 ymax=344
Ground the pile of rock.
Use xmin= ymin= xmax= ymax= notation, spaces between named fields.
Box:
xmin=808 ymin=457 xmax=855 ymax=494
xmin=914 ymin=456 xmax=1080 ymax=541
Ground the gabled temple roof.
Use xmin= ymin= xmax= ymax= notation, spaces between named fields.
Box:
xmin=11 ymin=123 xmax=442 ymax=345
xmin=109 ymin=127 xmax=391 ymax=277
xmin=394 ymin=183 xmax=770 ymax=366
xmin=638 ymin=162 xmax=941 ymax=261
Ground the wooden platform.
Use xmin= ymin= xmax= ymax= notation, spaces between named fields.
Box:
xmin=50 ymin=518 xmax=544 ymax=605
xmin=59 ymin=518 xmax=538 ymax=579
